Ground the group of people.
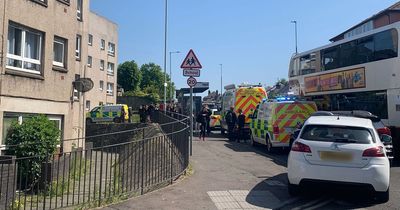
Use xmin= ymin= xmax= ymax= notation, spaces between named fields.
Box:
xmin=138 ymin=104 xmax=155 ymax=123
xmin=225 ymin=106 xmax=246 ymax=142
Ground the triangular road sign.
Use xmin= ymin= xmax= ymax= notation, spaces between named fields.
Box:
xmin=180 ymin=49 xmax=202 ymax=69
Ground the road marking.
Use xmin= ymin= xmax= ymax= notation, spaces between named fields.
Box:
xmin=207 ymin=190 xmax=281 ymax=210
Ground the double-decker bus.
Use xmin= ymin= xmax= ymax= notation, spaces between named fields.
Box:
xmin=288 ymin=22 xmax=399 ymax=127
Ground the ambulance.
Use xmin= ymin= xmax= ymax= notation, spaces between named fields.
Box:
xmin=249 ymin=98 xmax=317 ymax=152
xmin=86 ymin=104 xmax=129 ymax=124
xmin=221 ymin=84 xmax=267 ymax=135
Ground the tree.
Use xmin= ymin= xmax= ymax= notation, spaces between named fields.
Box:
xmin=117 ymin=60 xmax=141 ymax=92
xmin=140 ymin=63 xmax=175 ymax=101
xmin=6 ymin=115 xmax=60 ymax=189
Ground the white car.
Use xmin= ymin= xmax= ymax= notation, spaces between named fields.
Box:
xmin=287 ymin=116 xmax=391 ymax=202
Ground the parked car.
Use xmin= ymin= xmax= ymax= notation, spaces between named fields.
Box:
xmin=86 ymin=104 xmax=129 ymax=124
xmin=288 ymin=115 xmax=391 ymax=202
xmin=301 ymin=111 xmax=394 ymax=161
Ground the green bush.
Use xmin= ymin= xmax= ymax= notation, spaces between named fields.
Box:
xmin=6 ymin=115 xmax=60 ymax=189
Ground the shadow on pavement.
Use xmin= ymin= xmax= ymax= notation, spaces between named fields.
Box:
xmin=246 ymin=173 xmax=290 ymax=209
xmin=223 ymin=141 xmax=289 ymax=168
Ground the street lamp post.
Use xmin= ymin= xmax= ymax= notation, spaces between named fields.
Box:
xmin=169 ymin=51 xmax=180 ymax=102
xmin=219 ymin=64 xmax=222 ymax=101
xmin=291 ymin=20 xmax=298 ymax=54
xmin=163 ymin=0 xmax=168 ymax=113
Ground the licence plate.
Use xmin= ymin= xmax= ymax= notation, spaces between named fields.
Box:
xmin=319 ymin=151 xmax=353 ymax=162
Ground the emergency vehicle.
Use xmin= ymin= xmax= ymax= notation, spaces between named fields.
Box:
xmin=221 ymin=84 xmax=267 ymax=135
xmin=86 ymin=104 xmax=129 ymax=124
xmin=209 ymin=109 xmax=221 ymax=130
xmin=249 ymin=97 xmax=317 ymax=152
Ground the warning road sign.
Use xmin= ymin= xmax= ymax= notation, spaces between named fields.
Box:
xmin=180 ymin=49 xmax=202 ymax=69
xmin=187 ymin=76 xmax=197 ymax=87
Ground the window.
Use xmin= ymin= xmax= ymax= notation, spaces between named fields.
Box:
xmin=107 ymin=62 xmax=114 ymax=75
xmin=73 ymin=74 xmax=80 ymax=100
xmin=7 ymin=23 xmax=43 ymax=74
xmin=53 ymin=36 xmax=67 ymax=68
xmin=108 ymin=42 xmax=115 ymax=56
xmin=99 ymin=80 xmax=104 ymax=91
xmin=88 ymin=34 xmax=93 ymax=46
xmin=99 ymin=101 xmax=104 ymax=105
xmin=299 ymin=53 xmax=316 ymax=75
xmin=85 ymin=100 xmax=90 ymax=111
xmin=321 ymin=46 xmax=340 ymax=71
xmin=300 ymin=125 xmax=373 ymax=144
xmin=100 ymin=59 xmax=105 ymax=70
xmin=30 ymin=0 xmax=47 ymax=6
xmin=75 ymin=35 xmax=81 ymax=60
xmin=107 ymin=83 xmax=114 ymax=95
xmin=320 ymin=29 xmax=398 ymax=71
xmin=87 ymin=56 xmax=92 ymax=67
xmin=77 ymin=0 xmax=83 ymax=20
xmin=100 ymin=39 xmax=105 ymax=50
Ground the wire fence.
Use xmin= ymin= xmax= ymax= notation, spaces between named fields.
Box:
xmin=0 ymin=111 xmax=189 ymax=210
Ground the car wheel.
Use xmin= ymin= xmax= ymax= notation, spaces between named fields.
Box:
xmin=288 ymin=183 xmax=300 ymax=196
xmin=86 ymin=118 xmax=92 ymax=125
xmin=250 ymin=132 xmax=256 ymax=147
xmin=221 ymin=128 xmax=225 ymax=135
xmin=266 ymin=137 xmax=273 ymax=153
xmin=375 ymin=189 xmax=389 ymax=203
xmin=114 ymin=118 xmax=121 ymax=123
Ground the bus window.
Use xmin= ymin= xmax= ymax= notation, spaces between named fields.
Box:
xmin=300 ymin=53 xmax=317 ymax=75
xmin=322 ymin=46 xmax=340 ymax=71
xmin=374 ymin=29 xmax=398 ymax=60
xmin=356 ymin=36 xmax=374 ymax=64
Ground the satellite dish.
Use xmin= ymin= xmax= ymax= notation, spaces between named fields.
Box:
xmin=73 ymin=78 xmax=94 ymax=92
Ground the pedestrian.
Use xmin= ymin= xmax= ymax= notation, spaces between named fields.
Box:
xmin=196 ymin=107 xmax=208 ymax=141
xmin=205 ymin=106 xmax=212 ymax=135
xmin=237 ymin=109 xmax=246 ymax=142
xmin=145 ymin=105 xmax=151 ymax=123
xmin=139 ymin=105 xmax=146 ymax=123
xmin=128 ymin=107 xmax=133 ymax=123
xmin=225 ymin=106 xmax=237 ymax=141
xmin=120 ymin=106 xmax=126 ymax=123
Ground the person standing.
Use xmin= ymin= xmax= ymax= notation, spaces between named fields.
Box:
xmin=225 ymin=106 xmax=237 ymax=141
xmin=196 ymin=107 xmax=208 ymax=141
xmin=205 ymin=106 xmax=212 ymax=135
xmin=237 ymin=109 xmax=246 ymax=143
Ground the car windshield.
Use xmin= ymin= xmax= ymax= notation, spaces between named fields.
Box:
xmin=300 ymin=125 xmax=374 ymax=144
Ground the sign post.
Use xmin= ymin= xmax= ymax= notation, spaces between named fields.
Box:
xmin=181 ymin=49 xmax=202 ymax=156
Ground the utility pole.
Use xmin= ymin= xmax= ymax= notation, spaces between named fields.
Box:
xmin=219 ymin=64 xmax=223 ymax=102
xmin=163 ymin=0 xmax=168 ymax=113
xmin=169 ymin=51 xmax=180 ymax=102
xmin=291 ymin=20 xmax=298 ymax=54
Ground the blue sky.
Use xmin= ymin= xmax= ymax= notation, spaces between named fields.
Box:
xmin=91 ymin=0 xmax=398 ymax=93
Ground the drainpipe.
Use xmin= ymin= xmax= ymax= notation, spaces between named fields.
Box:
xmin=0 ymin=0 xmax=7 ymax=105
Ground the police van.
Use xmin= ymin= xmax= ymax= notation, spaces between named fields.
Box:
xmin=86 ymin=104 xmax=129 ymax=124
xmin=249 ymin=98 xmax=317 ymax=152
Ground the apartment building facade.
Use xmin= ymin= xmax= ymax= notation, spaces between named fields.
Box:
xmin=0 ymin=0 xmax=118 ymax=151
xmin=86 ymin=12 xmax=118 ymax=110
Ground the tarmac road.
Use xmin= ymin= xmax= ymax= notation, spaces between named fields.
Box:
xmin=103 ymin=133 xmax=400 ymax=210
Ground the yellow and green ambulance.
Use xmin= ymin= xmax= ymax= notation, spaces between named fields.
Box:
xmin=86 ymin=104 xmax=129 ymax=124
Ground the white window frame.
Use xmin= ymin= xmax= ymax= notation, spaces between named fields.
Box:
xmin=53 ymin=37 xmax=66 ymax=68
xmin=88 ymin=34 xmax=93 ymax=46
xmin=100 ymin=59 xmax=104 ymax=70
xmin=107 ymin=62 xmax=114 ymax=75
xmin=85 ymin=100 xmax=90 ymax=111
xmin=107 ymin=83 xmax=114 ymax=95
xmin=108 ymin=42 xmax=115 ymax=56
xmin=101 ymin=39 xmax=105 ymax=50
xmin=75 ymin=35 xmax=81 ymax=59
xmin=77 ymin=0 xmax=82 ymax=20
xmin=99 ymin=80 xmax=104 ymax=91
xmin=6 ymin=24 xmax=43 ymax=75
xmin=87 ymin=55 xmax=92 ymax=67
